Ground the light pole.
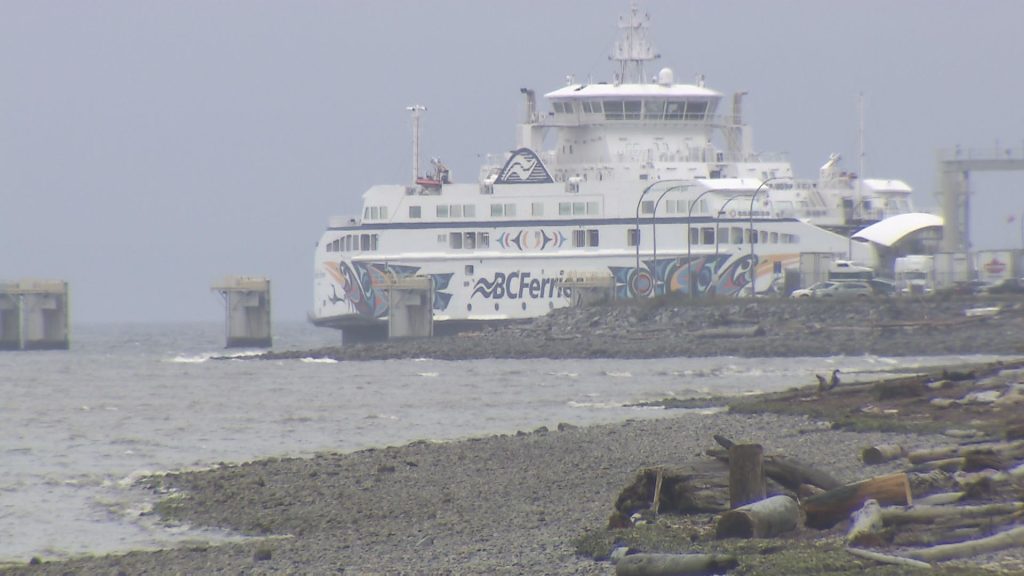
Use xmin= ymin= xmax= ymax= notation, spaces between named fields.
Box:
xmin=748 ymin=177 xmax=785 ymax=296
xmin=685 ymin=189 xmax=716 ymax=299
xmin=846 ymin=198 xmax=869 ymax=259
xmin=652 ymin=185 xmax=692 ymax=294
xmin=714 ymin=194 xmax=753 ymax=290
xmin=634 ymin=180 xmax=689 ymax=297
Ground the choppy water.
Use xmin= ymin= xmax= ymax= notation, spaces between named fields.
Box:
xmin=0 ymin=321 xmax=1012 ymax=563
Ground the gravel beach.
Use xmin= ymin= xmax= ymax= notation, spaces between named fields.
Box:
xmin=5 ymin=295 xmax=1024 ymax=575
xmin=4 ymin=414 xmax=944 ymax=576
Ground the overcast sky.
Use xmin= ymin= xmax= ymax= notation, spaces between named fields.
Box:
xmin=3 ymin=1 xmax=1023 ymax=325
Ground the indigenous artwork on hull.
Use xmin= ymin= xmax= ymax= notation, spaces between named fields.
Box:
xmin=609 ymin=253 xmax=798 ymax=299
xmin=325 ymin=261 xmax=454 ymax=319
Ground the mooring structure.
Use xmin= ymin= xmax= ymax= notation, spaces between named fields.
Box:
xmin=212 ymin=277 xmax=272 ymax=348
xmin=382 ymin=274 xmax=434 ymax=339
xmin=0 ymin=279 xmax=70 ymax=350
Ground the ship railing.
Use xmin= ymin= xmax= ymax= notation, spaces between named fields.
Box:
xmin=557 ymin=272 xmax=615 ymax=287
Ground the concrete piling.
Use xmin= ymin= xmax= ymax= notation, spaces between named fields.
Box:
xmin=0 ymin=279 xmax=70 ymax=350
xmin=212 ymin=277 xmax=272 ymax=348
xmin=385 ymin=275 xmax=434 ymax=339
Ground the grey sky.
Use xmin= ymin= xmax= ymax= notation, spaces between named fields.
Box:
xmin=3 ymin=1 xmax=1023 ymax=324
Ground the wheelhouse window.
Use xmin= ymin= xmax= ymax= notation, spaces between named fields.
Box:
xmin=644 ymin=100 xmax=665 ymax=120
xmin=623 ymin=100 xmax=641 ymax=120
xmin=685 ymin=100 xmax=708 ymax=120
xmin=603 ymin=100 xmax=623 ymax=120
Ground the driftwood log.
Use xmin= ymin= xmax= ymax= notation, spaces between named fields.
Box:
xmin=861 ymin=444 xmax=905 ymax=465
xmin=615 ymin=553 xmax=739 ymax=576
xmin=844 ymin=547 xmax=931 ymax=570
xmin=713 ymin=434 xmax=840 ymax=491
xmin=611 ymin=464 xmax=729 ymax=526
xmin=880 ymin=501 xmax=1024 ymax=525
xmin=846 ymin=499 xmax=885 ymax=547
xmin=716 ymin=495 xmax=799 ymax=539
xmin=906 ymin=525 xmax=1024 ymax=563
xmin=803 ymin=472 xmax=912 ymax=529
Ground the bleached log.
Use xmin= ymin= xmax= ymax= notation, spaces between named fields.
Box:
xmin=881 ymin=502 xmax=1024 ymax=525
xmin=907 ymin=440 xmax=1024 ymax=464
xmin=862 ymin=444 xmax=905 ymax=465
xmin=615 ymin=553 xmax=738 ymax=576
xmin=693 ymin=325 xmax=765 ymax=338
xmin=913 ymin=492 xmax=964 ymax=506
xmin=844 ymin=547 xmax=931 ymax=570
xmin=716 ymin=495 xmax=799 ymax=539
xmin=906 ymin=525 xmax=1024 ymax=563
xmin=906 ymin=457 xmax=964 ymax=473
xmin=893 ymin=526 xmax=988 ymax=547
xmin=846 ymin=499 xmax=885 ymax=547
xmin=803 ymin=473 xmax=912 ymax=530
xmin=907 ymin=446 xmax=959 ymax=464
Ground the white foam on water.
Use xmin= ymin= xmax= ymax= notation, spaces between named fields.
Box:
xmin=300 ymin=357 xmax=338 ymax=364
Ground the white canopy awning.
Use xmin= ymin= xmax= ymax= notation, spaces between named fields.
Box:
xmin=851 ymin=213 xmax=943 ymax=247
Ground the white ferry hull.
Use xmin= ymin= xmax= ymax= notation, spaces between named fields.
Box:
xmin=313 ymin=217 xmax=852 ymax=331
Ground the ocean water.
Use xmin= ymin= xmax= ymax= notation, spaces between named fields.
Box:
xmin=0 ymin=321 xmax=1012 ymax=564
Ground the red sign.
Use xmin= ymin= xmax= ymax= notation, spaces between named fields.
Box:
xmin=984 ymin=258 xmax=1006 ymax=275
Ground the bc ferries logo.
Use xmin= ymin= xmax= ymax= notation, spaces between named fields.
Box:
xmin=494 ymin=148 xmax=554 ymax=184
xmin=472 ymin=271 xmax=569 ymax=300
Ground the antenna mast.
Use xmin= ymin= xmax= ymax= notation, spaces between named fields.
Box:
xmin=857 ymin=93 xmax=865 ymax=217
xmin=611 ymin=1 xmax=658 ymax=84
xmin=406 ymin=104 xmax=426 ymax=182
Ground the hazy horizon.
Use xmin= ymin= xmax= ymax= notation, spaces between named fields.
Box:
xmin=3 ymin=1 xmax=1023 ymax=324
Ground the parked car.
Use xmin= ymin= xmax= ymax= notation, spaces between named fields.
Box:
xmin=867 ymin=278 xmax=896 ymax=297
xmin=791 ymin=281 xmax=874 ymax=299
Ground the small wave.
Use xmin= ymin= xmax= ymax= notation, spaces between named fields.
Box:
xmin=167 ymin=354 xmax=210 ymax=364
xmin=603 ymin=371 xmax=633 ymax=378
xmin=300 ymin=357 xmax=338 ymax=364
xmin=364 ymin=413 xmax=398 ymax=420
xmin=417 ymin=372 xmax=439 ymax=378
xmin=567 ymin=400 xmax=631 ymax=409
xmin=545 ymin=371 xmax=579 ymax=378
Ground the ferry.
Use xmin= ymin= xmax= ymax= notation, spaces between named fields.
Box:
xmin=312 ymin=4 xmax=919 ymax=341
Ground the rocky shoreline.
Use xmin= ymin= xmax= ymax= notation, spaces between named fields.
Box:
xmin=6 ymin=295 xmax=1024 ymax=576
xmin=267 ymin=295 xmax=1024 ymax=361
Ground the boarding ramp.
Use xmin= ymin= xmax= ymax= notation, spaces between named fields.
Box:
xmin=937 ymin=146 xmax=1024 ymax=253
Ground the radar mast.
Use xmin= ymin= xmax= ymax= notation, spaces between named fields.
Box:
xmin=611 ymin=1 xmax=659 ymax=85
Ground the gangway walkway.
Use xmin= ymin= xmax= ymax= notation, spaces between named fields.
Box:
xmin=937 ymin=146 xmax=1024 ymax=252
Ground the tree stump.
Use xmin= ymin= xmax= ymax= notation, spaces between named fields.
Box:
xmin=729 ymin=444 xmax=765 ymax=508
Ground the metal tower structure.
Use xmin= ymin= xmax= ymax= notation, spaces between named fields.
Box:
xmin=937 ymin=146 xmax=1024 ymax=252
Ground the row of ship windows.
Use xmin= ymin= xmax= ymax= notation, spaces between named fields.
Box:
xmin=409 ymin=201 xmax=601 ymax=219
xmin=324 ymin=234 xmax=380 ymax=253
xmin=371 ymin=199 xmax=776 ymax=223
xmin=551 ymin=99 xmax=711 ymax=122
xmin=640 ymin=199 xmax=770 ymax=218
xmin=626 ymin=227 xmax=800 ymax=246
xmin=324 ymin=228 xmax=797 ymax=253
